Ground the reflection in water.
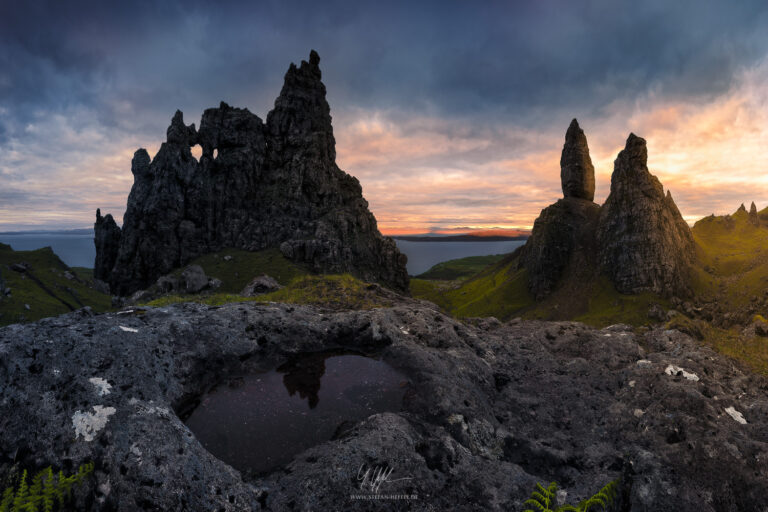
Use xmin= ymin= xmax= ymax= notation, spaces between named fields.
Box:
xmin=278 ymin=353 xmax=327 ymax=409
xmin=184 ymin=353 xmax=407 ymax=475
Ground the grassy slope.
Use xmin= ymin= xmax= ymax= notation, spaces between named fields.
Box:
xmin=411 ymin=251 xmax=666 ymax=327
xmin=143 ymin=248 xmax=394 ymax=311
xmin=416 ymin=254 xmax=506 ymax=280
xmin=176 ymin=248 xmax=307 ymax=292
xmin=0 ymin=243 xmax=111 ymax=326
xmin=690 ymin=209 xmax=768 ymax=308
xmin=146 ymin=274 xmax=394 ymax=311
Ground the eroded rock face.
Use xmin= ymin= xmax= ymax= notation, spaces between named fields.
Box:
xmin=560 ymin=119 xmax=595 ymax=201
xmin=2 ymin=304 xmax=768 ymax=510
xmin=96 ymin=51 xmax=408 ymax=296
xmin=521 ymin=198 xmax=600 ymax=300
xmin=597 ymin=134 xmax=694 ymax=296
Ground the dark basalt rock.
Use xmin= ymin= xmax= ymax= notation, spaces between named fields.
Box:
xmin=2 ymin=303 xmax=768 ymax=510
xmin=522 ymin=125 xmax=694 ymax=300
xmin=597 ymin=134 xmax=694 ymax=296
xmin=520 ymin=198 xmax=600 ymax=300
xmin=95 ymin=51 xmax=408 ymax=296
xmin=521 ymin=119 xmax=599 ymax=299
xmin=560 ymin=119 xmax=595 ymax=201
xmin=93 ymin=209 xmax=121 ymax=282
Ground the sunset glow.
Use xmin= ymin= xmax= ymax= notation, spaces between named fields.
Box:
xmin=2 ymin=2 xmax=768 ymax=234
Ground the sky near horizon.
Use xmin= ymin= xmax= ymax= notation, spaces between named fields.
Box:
xmin=2 ymin=1 xmax=768 ymax=234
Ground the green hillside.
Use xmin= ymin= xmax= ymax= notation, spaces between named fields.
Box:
xmin=0 ymin=243 xmax=111 ymax=326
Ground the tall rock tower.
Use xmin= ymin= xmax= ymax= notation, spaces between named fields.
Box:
xmin=596 ymin=134 xmax=694 ymax=296
xmin=520 ymin=119 xmax=600 ymax=299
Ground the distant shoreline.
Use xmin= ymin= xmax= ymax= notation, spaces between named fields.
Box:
xmin=0 ymin=228 xmax=93 ymax=236
xmin=392 ymin=235 xmax=528 ymax=242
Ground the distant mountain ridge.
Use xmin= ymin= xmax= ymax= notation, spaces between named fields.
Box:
xmin=393 ymin=234 xmax=528 ymax=242
xmin=0 ymin=228 xmax=93 ymax=235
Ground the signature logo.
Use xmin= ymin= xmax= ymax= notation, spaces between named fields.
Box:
xmin=357 ymin=464 xmax=412 ymax=493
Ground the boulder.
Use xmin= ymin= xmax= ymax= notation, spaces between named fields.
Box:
xmin=181 ymin=265 xmax=209 ymax=294
xmin=241 ymin=275 xmax=282 ymax=296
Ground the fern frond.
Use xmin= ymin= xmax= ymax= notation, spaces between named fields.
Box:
xmin=0 ymin=488 xmax=14 ymax=512
xmin=524 ymin=499 xmax=549 ymax=512
xmin=580 ymin=496 xmax=607 ymax=511
xmin=41 ymin=468 xmax=54 ymax=512
xmin=555 ymin=506 xmax=581 ymax=512
xmin=12 ymin=470 xmax=29 ymax=511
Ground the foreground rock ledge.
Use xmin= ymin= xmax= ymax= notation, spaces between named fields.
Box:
xmin=2 ymin=303 xmax=768 ymax=511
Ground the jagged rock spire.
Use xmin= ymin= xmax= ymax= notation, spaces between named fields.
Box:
xmin=94 ymin=51 xmax=408 ymax=295
xmin=749 ymin=201 xmax=759 ymax=226
xmin=560 ymin=119 xmax=595 ymax=201
xmin=597 ymin=133 xmax=694 ymax=296
xmin=93 ymin=209 xmax=121 ymax=282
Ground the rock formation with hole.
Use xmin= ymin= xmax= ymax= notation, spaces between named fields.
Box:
xmin=520 ymin=119 xmax=600 ymax=299
xmin=597 ymin=134 xmax=694 ymax=296
xmin=95 ymin=51 xmax=408 ymax=296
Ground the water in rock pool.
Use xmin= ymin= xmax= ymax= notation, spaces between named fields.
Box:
xmin=184 ymin=353 xmax=408 ymax=475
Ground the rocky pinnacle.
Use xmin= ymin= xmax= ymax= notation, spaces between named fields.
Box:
xmin=95 ymin=51 xmax=409 ymax=295
xmin=749 ymin=202 xmax=760 ymax=226
xmin=560 ymin=119 xmax=595 ymax=201
xmin=597 ymin=133 xmax=694 ymax=296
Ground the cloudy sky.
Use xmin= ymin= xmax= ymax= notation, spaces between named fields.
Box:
xmin=2 ymin=0 xmax=768 ymax=233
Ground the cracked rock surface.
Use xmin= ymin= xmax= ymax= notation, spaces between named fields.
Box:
xmin=2 ymin=304 xmax=768 ymax=511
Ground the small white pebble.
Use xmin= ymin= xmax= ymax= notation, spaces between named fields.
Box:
xmin=119 ymin=326 xmax=138 ymax=333
xmin=664 ymin=364 xmax=699 ymax=382
xmin=725 ymin=406 xmax=747 ymax=424
xmin=629 ymin=380 xmax=636 ymax=388
xmin=633 ymin=409 xmax=645 ymax=418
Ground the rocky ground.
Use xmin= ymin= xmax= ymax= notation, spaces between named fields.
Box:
xmin=2 ymin=301 xmax=768 ymax=511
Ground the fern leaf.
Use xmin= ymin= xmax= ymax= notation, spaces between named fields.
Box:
xmin=555 ymin=506 xmax=581 ymax=512
xmin=1 ymin=488 xmax=14 ymax=512
xmin=41 ymin=468 xmax=54 ymax=512
xmin=55 ymin=471 xmax=66 ymax=510
xmin=536 ymin=481 xmax=555 ymax=497
xmin=580 ymin=497 xmax=607 ymax=511
xmin=523 ymin=499 xmax=549 ymax=512
xmin=12 ymin=470 xmax=29 ymax=511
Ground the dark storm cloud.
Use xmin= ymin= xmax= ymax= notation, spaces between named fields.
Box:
xmin=2 ymin=0 xmax=768 ymax=230
xmin=3 ymin=0 xmax=767 ymax=139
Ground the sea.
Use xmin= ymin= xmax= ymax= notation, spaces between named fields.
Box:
xmin=0 ymin=233 xmax=525 ymax=276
